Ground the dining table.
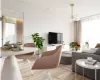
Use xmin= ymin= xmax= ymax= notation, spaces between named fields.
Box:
xmin=0 ymin=47 xmax=38 ymax=80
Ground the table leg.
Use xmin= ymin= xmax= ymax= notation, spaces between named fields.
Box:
xmin=75 ymin=62 xmax=77 ymax=80
xmin=0 ymin=57 xmax=5 ymax=73
xmin=83 ymin=67 xmax=84 ymax=80
xmin=1 ymin=56 xmax=23 ymax=80
xmin=95 ymin=69 xmax=97 ymax=80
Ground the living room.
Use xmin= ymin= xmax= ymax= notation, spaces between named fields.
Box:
xmin=0 ymin=0 xmax=100 ymax=80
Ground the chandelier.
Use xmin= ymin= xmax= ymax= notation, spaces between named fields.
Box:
xmin=70 ymin=0 xmax=77 ymax=20
xmin=70 ymin=3 xmax=74 ymax=19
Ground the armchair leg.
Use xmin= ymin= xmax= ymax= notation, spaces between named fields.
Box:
xmin=26 ymin=59 xmax=34 ymax=75
xmin=45 ymin=71 xmax=52 ymax=80
xmin=26 ymin=59 xmax=53 ymax=80
xmin=47 ymin=72 xmax=52 ymax=80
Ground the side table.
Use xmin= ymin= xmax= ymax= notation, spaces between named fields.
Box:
xmin=60 ymin=50 xmax=82 ymax=65
xmin=60 ymin=51 xmax=72 ymax=65
xmin=75 ymin=59 xmax=100 ymax=80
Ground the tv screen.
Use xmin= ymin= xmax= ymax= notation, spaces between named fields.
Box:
xmin=57 ymin=33 xmax=63 ymax=44
xmin=48 ymin=32 xmax=63 ymax=44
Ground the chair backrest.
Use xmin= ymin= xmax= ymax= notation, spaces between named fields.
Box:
xmin=95 ymin=43 xmax=100 ymax=48
xmin=54 ymin=45 xmax=62 ymax=67
xmin=32 ymin=45 xmax=62 ymax=70
xmin=24 ymin=43 xmax=35 ymax=47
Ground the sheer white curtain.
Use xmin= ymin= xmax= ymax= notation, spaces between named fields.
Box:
xmin=81 ymin=14 xmax=100 ymax=48
xmin=4 ymin=23 xmax=16 ymax=44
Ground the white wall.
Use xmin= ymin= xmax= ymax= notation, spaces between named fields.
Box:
xmin=2 ymin=0 xmax=100 ymax=46
xmin=2 ymin=0 xmax=74 ymax=46
xmin=0 ymin=0 xmax=1 ymax=17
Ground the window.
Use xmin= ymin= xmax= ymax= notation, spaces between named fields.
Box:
xmin=81 ymin=18 xmax=100 ymax=48
xmin=4 ymin=23 xmax=16 ymax=44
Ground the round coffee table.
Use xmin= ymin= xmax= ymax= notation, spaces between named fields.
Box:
xmin=75 ymin=59 xmax=100 ymax=80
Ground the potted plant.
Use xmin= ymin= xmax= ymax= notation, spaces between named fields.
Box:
xmin=85 ymin=42 xmax=89 ymax=48
xmin=69 ymin=42 xmax=80 ymax=51
xmin=17 ymin=42 xmax=23 ymax=50
xmin=32 ymin=33 xmax=45 ymax=55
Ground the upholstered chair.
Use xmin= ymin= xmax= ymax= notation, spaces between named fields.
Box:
xmin=15 ymin=43 xmax=35 ymax=74
xmin=15 ymin=43 xmax=35 ymax=59
xmin=31 ymin=45 xmax=62 ymax=80
xmin=24 ymin=43 xmax=35 ymax=47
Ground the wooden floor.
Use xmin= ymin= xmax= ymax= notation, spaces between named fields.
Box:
xmin=18 ymin=59 xmax=88 ymax=80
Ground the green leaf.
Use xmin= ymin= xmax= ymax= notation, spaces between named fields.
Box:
xmin=32 ymin=33 xmax=45 ymax=50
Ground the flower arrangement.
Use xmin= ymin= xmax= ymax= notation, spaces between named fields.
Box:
xmin=69 ymin=42 xmax=80 ymax=51
xmin=2 ymin=41 xmax=23 ymax=51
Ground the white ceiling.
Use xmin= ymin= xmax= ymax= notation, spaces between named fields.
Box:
xmin=2 ymin=0 xmax=100 ymax=18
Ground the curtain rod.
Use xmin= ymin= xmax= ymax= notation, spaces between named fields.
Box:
xmin=80 ymin=13 xmax=100 ymax=20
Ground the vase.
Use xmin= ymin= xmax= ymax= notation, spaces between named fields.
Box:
xmin=35 ymin=49 xmax=43 ymax=58
xmin=70 ymin=48 xmax=75 ymax=51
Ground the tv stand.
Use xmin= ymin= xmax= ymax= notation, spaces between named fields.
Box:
xmin=45 ymin=45 xmax=69 ymax=51
xmin=46 ymin=45 xmax=56 ymax=51
xmin=51 ymin=44 xmax=56 ymax=46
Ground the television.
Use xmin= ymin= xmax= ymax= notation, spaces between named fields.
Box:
xmin=48 ymin=32 xmax=63 ymax=44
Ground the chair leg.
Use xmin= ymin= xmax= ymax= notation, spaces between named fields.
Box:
xmin=26 ymin=59 xmax=34 ymax=75
xmin=45 ymin=71 xmax=52 ymax=80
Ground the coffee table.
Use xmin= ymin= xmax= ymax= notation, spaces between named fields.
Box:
xmin=75 ymin=59 xmax=100 ymax=80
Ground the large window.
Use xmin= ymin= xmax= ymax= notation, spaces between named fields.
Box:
xmin=0 ymin=16 xmax=23 ymax=45
xmin=81 ymin=18 xmax=100 ymax=48
xmin=3 ymin=23 xmax=16 ymax=44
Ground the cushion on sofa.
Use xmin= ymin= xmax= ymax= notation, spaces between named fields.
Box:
xmin=82 ymin=48 xmax=98 ymax=53
xmin=94 ymin=48 xmax=100 ymax=55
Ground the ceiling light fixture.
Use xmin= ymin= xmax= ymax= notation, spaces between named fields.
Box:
xmin=70 ymin=3 xmax=74 ymax=19
xmin=70 ymin=0 xmax=78 ymax=20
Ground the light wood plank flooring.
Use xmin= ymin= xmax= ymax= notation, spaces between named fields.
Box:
xmin=18 ymin=59 xmax=88 ymax=80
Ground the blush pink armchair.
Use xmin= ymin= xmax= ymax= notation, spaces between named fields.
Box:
xmin=32 ymin=45 xmax=62 ymax=70
xmin=24 ymin=43 xmax=35 ymax=47
xmin=30 ymin=45 xmax=62 ymax=80
xmin=15 ymin=43 xmax=35 ymax=59
xmin=15 ymin=43 xmax=36 ymax=74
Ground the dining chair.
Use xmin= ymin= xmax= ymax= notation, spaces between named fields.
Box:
xmin=16 ymin=43 xmax=35 ymax=59
xmin=30 ymin=45 xmax=62 ymax=80
xmin=15 ymin=43 xmax=35 ymax=74
xmin=24 ymin=43 xmax=35 ymax=47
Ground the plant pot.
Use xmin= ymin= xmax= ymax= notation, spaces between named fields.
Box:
xmin=70 ymin=48 xmax=75 ymax=51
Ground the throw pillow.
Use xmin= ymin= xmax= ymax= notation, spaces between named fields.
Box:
xmin=82 ymin=48 xmax=98 ymax=54
xmin=94 ymin=48 xmax=100 ymax=55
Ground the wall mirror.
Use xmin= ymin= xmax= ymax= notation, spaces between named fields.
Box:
xmin=0 ymin=9 xmax=24 ymax=47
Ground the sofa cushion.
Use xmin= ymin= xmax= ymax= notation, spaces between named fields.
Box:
xmin=82 ymin=48 xmax=98 ymax=54
xmin=94 ymin=48 xmax=100 ymax=55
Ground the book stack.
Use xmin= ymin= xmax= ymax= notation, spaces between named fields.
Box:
xmin=85 ymin=59 xmax=97 ymax=65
